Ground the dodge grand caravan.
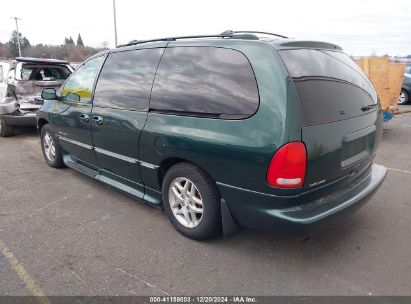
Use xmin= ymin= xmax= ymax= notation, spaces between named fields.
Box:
xmin=36 ymin=31 xmax=387 ymax=240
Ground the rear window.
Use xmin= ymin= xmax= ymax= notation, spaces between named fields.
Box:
xmin=150 ymin=47 xmax=259 ymax=119
xmin=280 ymin=49 xmax=378 ymax=126
xmin=16 ymin=65 xmax=71 ymax=81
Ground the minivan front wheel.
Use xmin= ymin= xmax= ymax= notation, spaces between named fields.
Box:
xmin=162 ymin=163 xmax=222 ymax=240
xmin=41 ymin=125 xmax=65 ymax=168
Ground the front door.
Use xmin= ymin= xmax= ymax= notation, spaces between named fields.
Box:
xmin=53 ymin=55 xmax=106 ymax=167
xmin=91 ymin=47 xmax=165 ymax=191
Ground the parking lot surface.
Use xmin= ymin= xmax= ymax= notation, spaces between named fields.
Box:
xmin=1 ymin=107 xmax=411 ymax=296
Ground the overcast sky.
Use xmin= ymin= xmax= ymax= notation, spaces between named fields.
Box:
xmin=0 ymin=0 xmax=410 ymax=56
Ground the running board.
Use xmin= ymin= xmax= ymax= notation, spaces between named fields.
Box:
xmin=64 ymin=157 xmax=98 ymax=178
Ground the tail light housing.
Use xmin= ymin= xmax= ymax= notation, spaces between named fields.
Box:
xmin=267 ymin=142 xmax=307 ymax=188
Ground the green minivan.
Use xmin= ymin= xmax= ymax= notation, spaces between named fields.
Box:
xmin=36 ymin=31 xmax=387 ymax=240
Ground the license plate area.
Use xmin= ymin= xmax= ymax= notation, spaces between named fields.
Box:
xmin=341 ymin=125 xmax=376 ymax=168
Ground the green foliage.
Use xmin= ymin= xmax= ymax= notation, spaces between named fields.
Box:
xmin=9 ymin=30 xmax=30 ymax=57
xmin=2 ymin=31 xmax=103 ymax=62
xmin=77 ymin=34 xmax=84 ymax=47
xmin=64 ymin=36 xmax=75 ymax=45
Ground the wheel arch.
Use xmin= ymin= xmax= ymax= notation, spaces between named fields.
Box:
xmin=157 ymin=157 xmax=221 ymax=196
xmin=37 ymin=118 xmax=49 ymax=133
xmin=157 ymin=157 xmax=238 ymax=238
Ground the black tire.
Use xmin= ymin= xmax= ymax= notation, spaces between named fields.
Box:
xmin=162 ymin=162 xmax=222 ymax=240
xmin=398 ymin=89 xmax=409 ymax=105
xmin=0 ymin=117 xmax=14 ymax=137
xmin=40 ymin=124 xmax=66 ymax=168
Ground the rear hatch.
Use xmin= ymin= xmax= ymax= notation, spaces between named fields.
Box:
xmin=279 ymin=48 xmax=383 ymax=197
xmin=14 ymin=63 xmax=71 ymax=111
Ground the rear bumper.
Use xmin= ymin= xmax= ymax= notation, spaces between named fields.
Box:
xmin=0 ymin=112 xmax=37 ymax=127
xmin=218 ymin=163 xmax=387 ymax=237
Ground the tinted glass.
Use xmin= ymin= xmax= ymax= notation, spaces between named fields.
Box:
xmin=150 ymin=47 xmax=259 ymax=118
xmin=279 ymin=49 xmax=379 ymax=126
xmin=94 ymin=48 xmax=164 ymax=111
xmin=62 ymin=56 xmax=105 ymax=103
xmin=293 ymin=79 xmax=376 ymax=126
xmin=279 ymin=49 xmax=377 ymax=101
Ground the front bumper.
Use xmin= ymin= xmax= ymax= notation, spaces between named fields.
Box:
xmin=218 ymin=164 xmax=387 ymax=237
xmin=0 ymin=112 xmax=37 ymax=127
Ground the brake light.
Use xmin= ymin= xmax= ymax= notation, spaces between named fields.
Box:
xmin=267 ymin=142 xmax=307 ymax=188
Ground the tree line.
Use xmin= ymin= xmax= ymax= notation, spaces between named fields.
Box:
xmin=0 ymin=31 xmax=109 ymax=62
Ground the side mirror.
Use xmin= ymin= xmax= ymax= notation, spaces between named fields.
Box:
xmin=41 ymin=88 xmax=57 ymax=100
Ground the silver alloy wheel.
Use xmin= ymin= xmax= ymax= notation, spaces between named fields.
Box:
xmin=168 ymin=177 xmax=204 ymax=228
xmin=43 ymin=132 xmax=56 ymax=162
xmin=399 ymin=91 xmax=407 ymax=104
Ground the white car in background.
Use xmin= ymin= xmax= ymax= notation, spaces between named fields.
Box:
xmin=0 ymin=57 xmax=74 ymax=137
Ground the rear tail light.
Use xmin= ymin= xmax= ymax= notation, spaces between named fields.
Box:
xmin=267 ymin=142 xmax=307 ymax=188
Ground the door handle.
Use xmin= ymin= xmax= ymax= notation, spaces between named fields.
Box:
xmin=92 ymin=116 xmax=104 ymax=125
xmin=79 ymin=114 xmax=89 ymax=123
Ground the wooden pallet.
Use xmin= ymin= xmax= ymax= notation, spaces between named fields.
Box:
xmin=355 ymin=56 xmax=405 ymax=111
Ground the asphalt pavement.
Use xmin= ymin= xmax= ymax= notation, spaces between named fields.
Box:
xmin=0 ymin=106 xmax=410 ymax=296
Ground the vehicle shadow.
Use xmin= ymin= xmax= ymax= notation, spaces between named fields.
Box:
xmin=12 ymin=126 xmax=38 ymax=137
xmin=208 ymin=209 xmax=371 ymax=262
xmin=69 ymin=163 xmax=368 ymax=255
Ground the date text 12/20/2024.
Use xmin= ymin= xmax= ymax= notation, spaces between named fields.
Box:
xmin=150 ymin=296 xmax=257 ymax=303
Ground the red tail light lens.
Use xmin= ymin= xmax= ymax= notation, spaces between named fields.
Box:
xmin=267 ymin=142 xmax=307 ymax=188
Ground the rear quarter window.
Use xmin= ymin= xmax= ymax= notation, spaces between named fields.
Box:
xmin=150 ymin=46 xmax=259 ymax=118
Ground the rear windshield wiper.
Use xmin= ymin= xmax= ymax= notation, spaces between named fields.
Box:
xmin=361 ymin=104 xmax=379 ymax=112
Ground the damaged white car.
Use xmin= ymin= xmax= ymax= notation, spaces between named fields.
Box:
xmin=0 ymin=57 xmax=74 ymax=137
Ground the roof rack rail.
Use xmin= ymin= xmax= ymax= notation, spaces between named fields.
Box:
xmin=118 ymin=30 xmax=288 ymax=48
xmin=222 ymin=30 xmax=288 ymax=39
xmin=119 ymin=34 xmax=234 ymax=48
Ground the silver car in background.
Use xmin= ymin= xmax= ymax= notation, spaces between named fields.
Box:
xmin=0 ymin=57 xmax=73 ymax=137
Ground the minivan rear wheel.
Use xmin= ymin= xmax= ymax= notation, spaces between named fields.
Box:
xmin=41 ymin=125 xmax=65 ymax=168
xmin=162 ymin=163 xmax=222 ymax=240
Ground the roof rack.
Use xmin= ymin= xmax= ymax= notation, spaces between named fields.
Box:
xmin=119 ymin=34 xmax=234 ymax=48
xmin=118 ymin=30 xmax=288 ymax=48
xmin=221 ymin=30 xmax=288 ymax=39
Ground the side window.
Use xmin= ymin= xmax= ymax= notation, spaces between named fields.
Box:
xmin=62 ymin=56 xmax=105 ymax=103
xmin=150 ymin=47 xmax=259 ymax=118
xmin=93 ymin=48 xmax=164 ymax=111
xmin=21 ymin=67 xmax=35 ymax=80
